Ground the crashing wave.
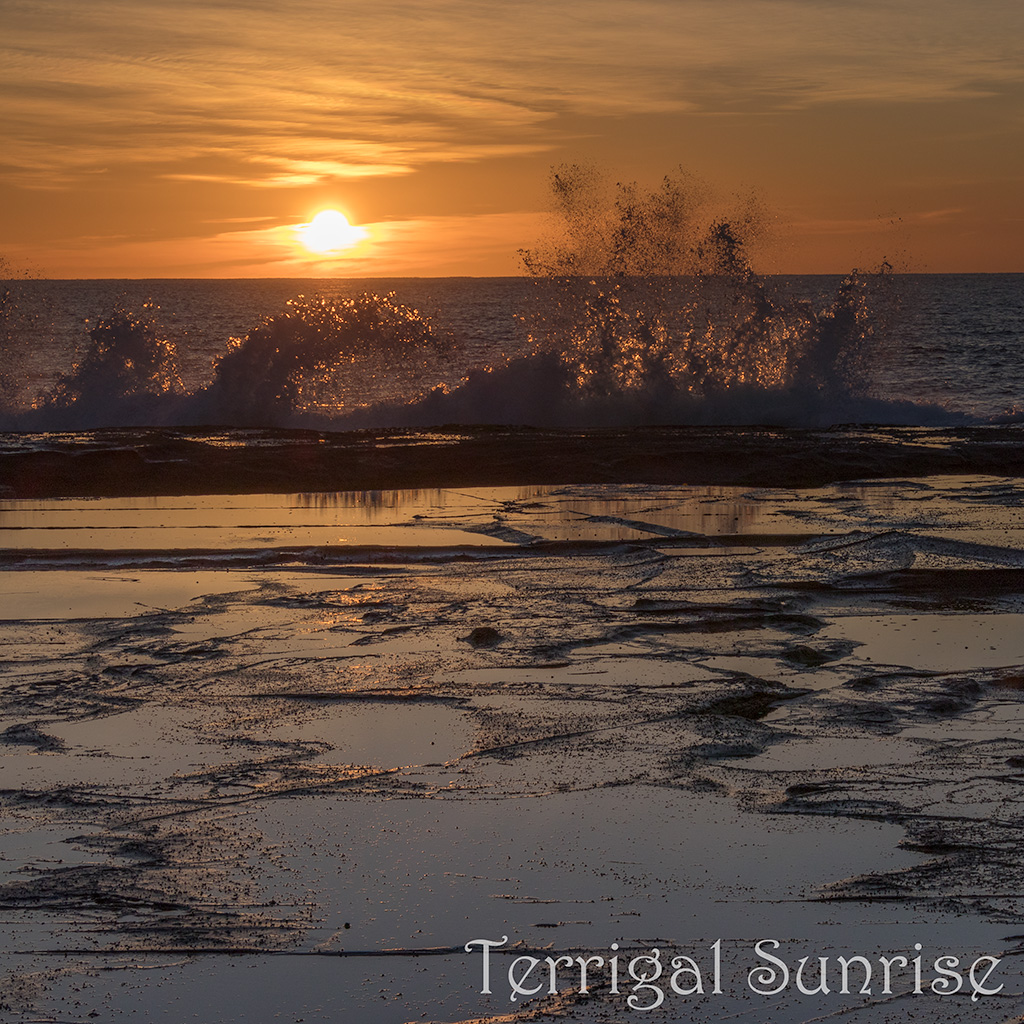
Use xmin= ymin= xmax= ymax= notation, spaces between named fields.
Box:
xmin=0 ymin=169 xmax=996 ymax=431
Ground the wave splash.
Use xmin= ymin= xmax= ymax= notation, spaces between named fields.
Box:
xmin=45 ymin=304 xmax=184 ymax=419
xmin=521 ymin=167 xmax=873 ymax=401
xmin=350 ymin=168 xmax=953 ymax=429
xmin=7 ymin=292 xmax=456 ymax=430
xmin=196 ymin=293 xmax=454 ymax=427
xmin=0 ymin=169 xmax=982 ymax=430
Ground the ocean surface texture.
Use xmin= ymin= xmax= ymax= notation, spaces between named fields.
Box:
xmin=1 ymin=274 xmax=1022 ymax=429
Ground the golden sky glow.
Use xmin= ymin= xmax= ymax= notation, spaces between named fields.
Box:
xmin=1 ymin=0 xmax=1022 ymax=276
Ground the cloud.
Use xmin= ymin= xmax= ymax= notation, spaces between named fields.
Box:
xmin=916 ymin=208 xmax=967 ymax=222
xmin=790 ymin=207 xmax=970 ymax=236
xmin=9 ymin=210 xmax=549 ymax=278
xmin=2 ymin=0 xmax=1021 ymax=190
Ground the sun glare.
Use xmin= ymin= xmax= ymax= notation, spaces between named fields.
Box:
xmin=298 ymin=209 xmax=367 ymax=255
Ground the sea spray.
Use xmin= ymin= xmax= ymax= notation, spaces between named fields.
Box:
xmin=193 ymin=292 xmax=455 ymax=426
xmin=0 ymin=258 xmax=44 ymax=415
xmin=517 ymin=166 xmax=884 ymax=410
xmin=11 ymin=290 xmax=456 ymax=429
xmin=0 ymin=164 xmax=986 ymax=431
xmin=0 ymin=263 xmax=17 ymax=407
xmin=39 ymin=304 xmax=184 ymax=428
xmin=337 ymin=168 xmax=906 ymax=429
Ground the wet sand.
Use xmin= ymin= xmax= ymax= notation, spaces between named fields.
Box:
xmin=3 ymin=480 xmax=1024 ymax=1021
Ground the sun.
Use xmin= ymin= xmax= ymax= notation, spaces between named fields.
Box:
xmin=298 ymin=209 xmax=367 ymax=255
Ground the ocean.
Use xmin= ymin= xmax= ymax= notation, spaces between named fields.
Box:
xmin=3 ymin=272 xmax=1024 ymax=1023
xmin=3 ymin=273 xmax=1023 ymax=428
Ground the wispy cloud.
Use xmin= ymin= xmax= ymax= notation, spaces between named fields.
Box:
xmin=790 ymin=207 xmax=970 ymax=236
xmin=2 ymin=0 xmax=1021 ymax=189
xmin=5 ymin=211 xmax=548 ymax=278
xmin=916 ymin=207 xmax=966 ymax=222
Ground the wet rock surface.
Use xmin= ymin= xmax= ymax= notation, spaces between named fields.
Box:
xmin=2 ymin=480 xmax=1024 ymax=1021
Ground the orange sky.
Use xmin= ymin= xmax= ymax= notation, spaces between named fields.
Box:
xmin=1 ymin=0 xmax=1022 ymax=277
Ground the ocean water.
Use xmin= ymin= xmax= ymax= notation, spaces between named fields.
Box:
xmin=1 ymin=274 xmax=1022 ymax=436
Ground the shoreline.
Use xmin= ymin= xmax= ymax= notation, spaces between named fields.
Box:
xmin=4 ymin=478 xmax=1024 ymax=1020
xmin=3 ymin=423 xmax=1024 ymax=498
